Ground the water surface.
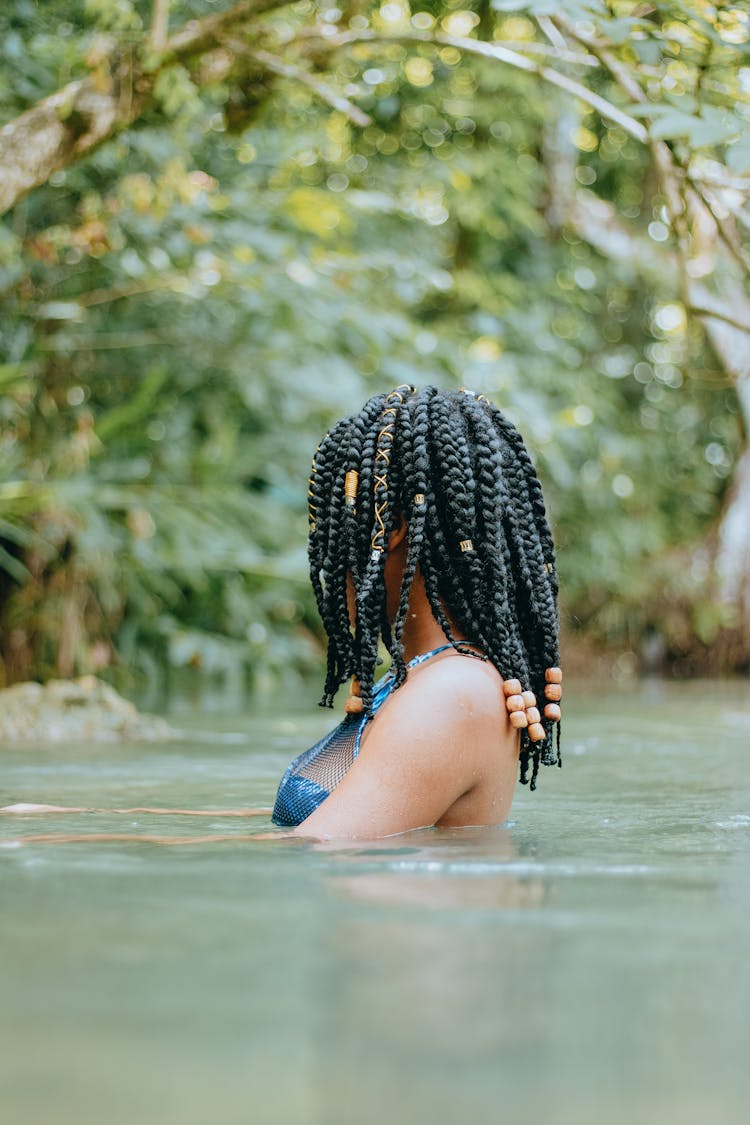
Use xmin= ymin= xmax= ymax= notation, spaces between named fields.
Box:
xmin=1 ymin=681 xmax=749 ymax=1125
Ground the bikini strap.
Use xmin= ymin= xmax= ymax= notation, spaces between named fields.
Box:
xmin=405 ymin=643 xmax=455 ymax=669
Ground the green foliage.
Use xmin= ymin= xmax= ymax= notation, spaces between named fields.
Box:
xmin=0 ymin=0 xmax=748 ymax=688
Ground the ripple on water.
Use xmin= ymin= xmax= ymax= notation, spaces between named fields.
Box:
xmin=716 ymin=814 xmax=750 ymax=829
xmin=339 ymin=859 xmax=672 ymax=878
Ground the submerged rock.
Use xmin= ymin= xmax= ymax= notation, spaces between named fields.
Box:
xmin=0 ymin=676 xmax=176 ymax=743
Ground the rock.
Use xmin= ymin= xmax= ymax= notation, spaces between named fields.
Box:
xmin=0 ymin=677 xmax=177 ymax=744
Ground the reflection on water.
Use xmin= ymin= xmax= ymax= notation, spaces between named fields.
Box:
xmin=1 ymin=680 xmax=749 ymax=1125
xmin=323 ymin=828 xmax=547 ymax=910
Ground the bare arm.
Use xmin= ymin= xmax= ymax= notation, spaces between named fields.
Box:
xmin=1 ymin=803 xmax=271 ymax=816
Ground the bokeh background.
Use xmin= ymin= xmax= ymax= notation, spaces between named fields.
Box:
xmin=2 ymin=0 xmax=749 ymax=702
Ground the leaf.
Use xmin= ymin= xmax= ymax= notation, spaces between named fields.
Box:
xmin=0 ymin=518 xmax=38 ymax=549
xmin=0 ymin=544 xmax=30 ymax=583
xmin=631 ymin=38 xmax=662 ymax=66
xmin=95 ymin=366 xmax=169 ymax=443
xmin=492 ymin=0 xmax=602 ymax=13
xmin=726 ymin=134 xmax=750 ymax=173
xmin=0 ymin=362 xmax=36 ymax=388
xmin=604 ymin=19 xmax=638 ymax=46
xmin=629 ymin=103 xmax=742 ymax=147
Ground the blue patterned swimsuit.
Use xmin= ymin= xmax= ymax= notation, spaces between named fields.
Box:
xmin=272 ymin=644 xmax=454 ymax=827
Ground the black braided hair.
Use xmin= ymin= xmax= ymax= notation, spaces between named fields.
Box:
xmin=306 ymin=386 xmax=562 ymax=789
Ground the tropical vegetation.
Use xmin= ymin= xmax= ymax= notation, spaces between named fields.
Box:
xmin=1 ymin=0 xmax=749 ymax=695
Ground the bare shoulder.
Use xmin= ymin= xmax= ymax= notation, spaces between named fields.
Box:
xmin=400 ymin=652 xmax=506 ymax=720
xmin=361 ymin=652 xmax=508 ymax=752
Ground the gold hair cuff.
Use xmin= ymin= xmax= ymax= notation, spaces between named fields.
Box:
xmin=344 ymin=469 xmax=359 ymax=509
xmin=414 ymin=493 xmax=425 ymax=507
xmin=459 ymin=387 xmax=489 ymax=404
xmin=459 ymin=539 xmax=474 ymax=553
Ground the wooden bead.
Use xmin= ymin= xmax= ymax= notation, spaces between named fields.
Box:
xmin=544 ymin=683 xmax=562 ymax=702
xmin=344 ymin=695 xmax=364 ymax=714
xmin=509 ymin=711 xmax=528 ymax=729
xmin=521 ymin=690 xmax=536 ymax=708
xmin=525 ymin=707 xmax=541 ymax=724
xmin=350 ymin=677 xmax=361 ymax=696
xmin=503 ymin=679 xmax=522 ymax=697
xmin=505 ymin=694 xmax=525 ymax=713
xmin=545 ymin=667 xmax=563 ymax=684
xmin=527 ymin=722 xmax=546 ymax=742
xmin=544 ymin=703 xmax=562 ymax=722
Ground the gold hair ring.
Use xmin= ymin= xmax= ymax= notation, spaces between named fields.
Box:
xmin=414 ymin=493 xmax=425 ymax=507
xmin=459 ymin=387 xmax=489 ymax=404
xmin=459 ymin=539 xmax=474 ymax=553
xmin=344 ymin=469 xmax=359 ymax=509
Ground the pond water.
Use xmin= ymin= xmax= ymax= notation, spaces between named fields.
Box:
xmin=1 ymin=680 xmax=749 ymax=1125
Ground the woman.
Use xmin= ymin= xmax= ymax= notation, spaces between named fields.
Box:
xmin=272 ymin=384 xmax=562 ymax=838
xmin=3 ymin=385 xmax=562 ymax=845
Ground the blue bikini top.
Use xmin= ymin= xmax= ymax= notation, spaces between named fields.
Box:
xmin=271 ymin=644 xmax=454 ymax=828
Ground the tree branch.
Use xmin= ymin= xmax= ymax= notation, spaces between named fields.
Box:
xmin=296 ymin=27 xmax=649 ymax=143
xmin=0 ymin=0 xmax=292 ymax=214
xmin=157 ymin=0 xmax=287 ymax=61
xmin=245 ymin=48 xmax=371 ymax=126
xmin=686 ymin=177 xmax=750 ymax=275
xmin=689 ymin=303 xmax=750 ymax=336
xmin=551 ymin=14 xmax=750 ymax=282
xmin=565 ymin=190 xmax=750 ymax=349
xmin=151 ymin=0 xmax=170 ymax=51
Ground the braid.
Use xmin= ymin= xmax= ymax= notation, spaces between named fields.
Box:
xmin=306 ymin=385 xmax=562 ymax=785
xmin=393 ymin=389 xmax=466 ymax=682
xmin=427 ymin=396 xmax=495 ymax=658
xmin=308 ymin=418 xmax=352 ymax=705
xmin=485 ymin=405 xmax=560 ymax=769
xmin=355 ymin=385 xmax=414 ymax=708
xmin=320 ymin=427 xmax=357 ymax=704
xmin=459 ymin=398 xmax=529 ymax=678
xmin=389 ymin=399 xmax=416 ymax=687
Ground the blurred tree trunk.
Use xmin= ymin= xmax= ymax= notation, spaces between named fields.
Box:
xmin=711 ymin=322 xmax=750 ymax=635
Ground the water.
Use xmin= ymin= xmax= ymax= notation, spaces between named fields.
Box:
xmin=1 ymin=681 xmax=749 ymax=1125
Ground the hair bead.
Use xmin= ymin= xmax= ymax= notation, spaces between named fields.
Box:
xmin=528 ymin=722 xmax=546 ymax=742
xmin=545 ymin=667 xmax=563 ymax=684
xmin=344 ymin=469 xmax=359 ymax=509
xmin=509 ymin=710 xmax=528 ymax=729
xmin=503 ymin=679 xmax=522 ymax=696
xmin=544 ymin=683 xmax=562 ymax=702
xmin=505 ymin=694 xmax=525 ymax=713
xmin=544 ymin=703 xmax=562 ymax=721
xmin=459 ymin=539 xmax=474 ymax=553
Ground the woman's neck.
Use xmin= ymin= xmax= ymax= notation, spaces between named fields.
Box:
xmin=398 ymin=568 xmax=466 ymax=663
